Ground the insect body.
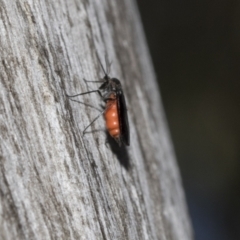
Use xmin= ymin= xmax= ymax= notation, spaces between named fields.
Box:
xmin=105 ymin=93 xmax=120 ymax=141
xmin=67 ymin=59 xmax=130 ymax=146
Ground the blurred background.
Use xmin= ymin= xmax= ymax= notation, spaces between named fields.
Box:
xmin=136 ymin=0 xmax=240 ymax=239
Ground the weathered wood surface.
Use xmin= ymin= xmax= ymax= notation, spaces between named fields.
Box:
xmin=0 ymin=0 xmax=193 ymax=239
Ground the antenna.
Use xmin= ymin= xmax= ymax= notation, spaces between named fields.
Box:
xmin=105 ymin=54 xmax=112 ymax=75
xmin=96 ymin=53 xmax=107 ymax=76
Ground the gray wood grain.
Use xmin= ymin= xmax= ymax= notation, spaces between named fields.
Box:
xmin=0 ymin=0 xmax=193 ymax=239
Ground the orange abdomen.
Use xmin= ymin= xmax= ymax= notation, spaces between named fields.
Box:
xmin=104 ymin=96 xmax=120 ymax=139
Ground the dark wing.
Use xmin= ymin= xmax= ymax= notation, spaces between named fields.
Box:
xmin=117 ymin=90 xmax=130 ymax=146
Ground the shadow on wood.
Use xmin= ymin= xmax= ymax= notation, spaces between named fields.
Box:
xmin=106 ymin=132 xmax=130 ymax=170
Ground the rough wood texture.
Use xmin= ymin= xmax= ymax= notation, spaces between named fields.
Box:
xmin=0 ymin=0 xmax=193 ymax=239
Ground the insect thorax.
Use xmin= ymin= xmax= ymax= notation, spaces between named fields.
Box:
xmin=99 ymin=76 xmax=122 ymax=102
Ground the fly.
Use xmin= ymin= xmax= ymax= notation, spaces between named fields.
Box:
xmin=67 ymin=56 xmax=130 ymax=146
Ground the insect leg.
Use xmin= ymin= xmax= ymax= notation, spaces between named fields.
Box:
xmin=66 ymin=89 xmax=102 ymax=98
xmin=83 ymin=109 xmax=105 ymax=135
xmin=83 ymin=78 xmax=104 ymax=83
xmin=82 ymin=96 xmax=115 ymax=135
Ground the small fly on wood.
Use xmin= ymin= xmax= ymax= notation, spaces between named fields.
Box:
xmin=67 ymin=55 xmax=130 ymax=146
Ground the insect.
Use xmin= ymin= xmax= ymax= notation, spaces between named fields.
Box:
xmin=67 ymin=56 xmax=130 ymax=146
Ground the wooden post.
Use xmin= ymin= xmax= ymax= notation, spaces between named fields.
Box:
xmin=0 ymin=0 xmax=193 ymax=239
